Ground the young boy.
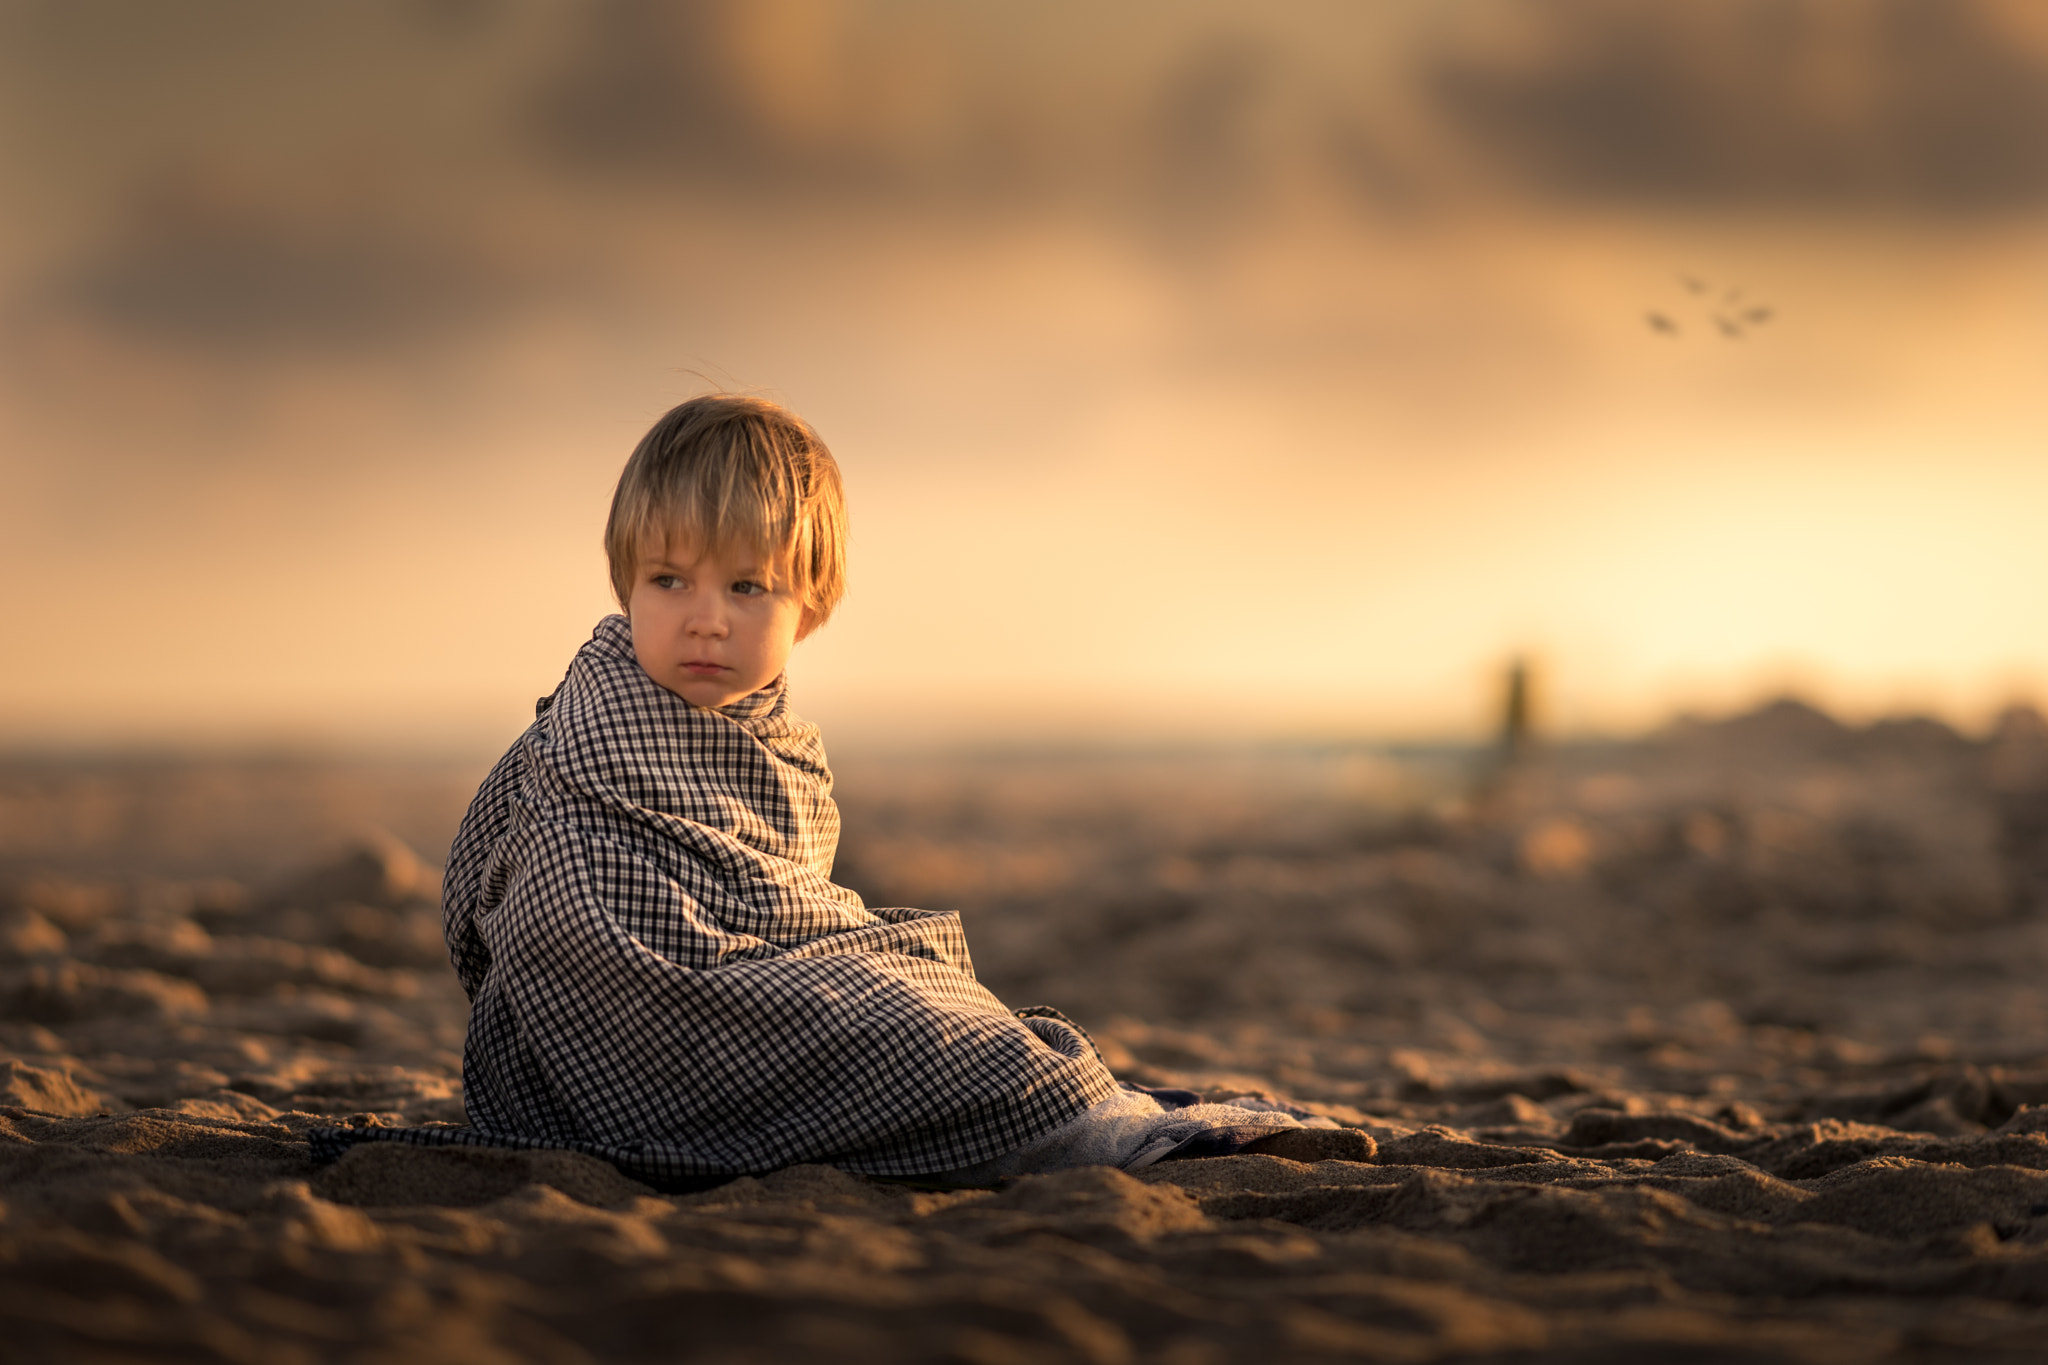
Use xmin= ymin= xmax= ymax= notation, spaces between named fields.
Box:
xmin=414 ymin=396 xmax=1357 ymax=1186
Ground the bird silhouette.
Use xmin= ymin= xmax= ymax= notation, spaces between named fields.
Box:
xmin=1649 ymin=275 xmax=1776 ymax=340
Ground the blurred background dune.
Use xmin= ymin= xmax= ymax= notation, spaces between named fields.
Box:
xmin=3 ymin=0 xmax=2046 ymax=755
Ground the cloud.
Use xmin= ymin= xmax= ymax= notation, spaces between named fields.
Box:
xmin=40 ymin=166 xmax=534 ymax=355
xmin=523 ymin=0 xmax=2048 ymax=214
xmin=1427 ymin=0 xmax=2048 ymax=208
xmin=524 ymin=0 xmax=971 ymax=192
xmin=16 ymin=0 xmax=2048 ymax=370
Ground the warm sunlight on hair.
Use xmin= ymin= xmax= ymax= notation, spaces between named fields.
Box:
xmin=604 ymin=394 xmax=848 ymax=625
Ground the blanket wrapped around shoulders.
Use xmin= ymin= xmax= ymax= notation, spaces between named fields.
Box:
xmin=439 ymin=615 xmax=1119 ymax=1181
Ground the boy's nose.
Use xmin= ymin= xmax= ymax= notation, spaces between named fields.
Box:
xmin=684 ymin=604 xmax=728 ymax=637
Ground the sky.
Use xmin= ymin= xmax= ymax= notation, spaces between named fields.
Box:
xmin=3 ymin=0 xmax=2047 ymax=754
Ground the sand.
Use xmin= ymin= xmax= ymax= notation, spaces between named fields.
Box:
xmin=3 ymin=699 xmax=2048 ymax=1362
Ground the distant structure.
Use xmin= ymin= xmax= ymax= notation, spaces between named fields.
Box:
xmin=1499 ymin=657 xmax=1536 ymax=764
xmin=1470 ymin=656 xmax=1539 ymax=816
xmin=1989 ymin=705 xmax=2048 ymax=916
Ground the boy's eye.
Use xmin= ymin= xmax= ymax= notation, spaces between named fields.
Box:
xmin=731 ymin=580 xmax=765 ymax=596
xmin=652 ymin=574 xmax=680 ymax=590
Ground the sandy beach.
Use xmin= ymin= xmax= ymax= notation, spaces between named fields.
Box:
xmin=4 ymin=699 xmax=2048 ymax=1362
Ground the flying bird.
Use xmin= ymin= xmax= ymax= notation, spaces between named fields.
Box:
xmin=1649 ymin=275 xmax=1777 ymax=341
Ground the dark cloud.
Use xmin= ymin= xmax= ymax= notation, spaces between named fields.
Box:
xmin=527 ymin=0 xmax=758 ymax=175
xmin=42 ymin=167 xmax=532 ymax=354
xmin=1153 ymin=38 xmax=1278 ymax=195
xmin=523 ymin=0 xmax=2048 ymax=227
xmin=525 ymin=0 xmax=958 ymax=193
xmin=519 ymin=3 xmax=1419 ymax=234
xmin=1429 ymin=0 xmax=2048 ymax=208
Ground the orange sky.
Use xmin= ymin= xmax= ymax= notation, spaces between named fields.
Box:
xmin=3 ymin=2 xmax=2046 ymax=753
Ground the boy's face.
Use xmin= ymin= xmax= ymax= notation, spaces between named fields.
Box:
xmin=626 ymin=535 xmax=817 ymax=709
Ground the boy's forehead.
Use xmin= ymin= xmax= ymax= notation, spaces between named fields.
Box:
xmin=641 ymin=528 xmax=788 ymax=569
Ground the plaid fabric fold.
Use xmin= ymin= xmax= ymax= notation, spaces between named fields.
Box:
xmin=423 ymin=615 xmax=1118 ymax=1181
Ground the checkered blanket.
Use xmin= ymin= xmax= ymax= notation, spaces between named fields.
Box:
xmin=423 ymin=615 xmax=1119 ymax=1182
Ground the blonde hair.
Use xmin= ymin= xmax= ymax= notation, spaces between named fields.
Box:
xmin=604 ymin=395 xmax=847 ymax=624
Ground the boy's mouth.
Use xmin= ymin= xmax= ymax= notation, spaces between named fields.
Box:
xmin=684 ymin=661 xmax=726 ymax=676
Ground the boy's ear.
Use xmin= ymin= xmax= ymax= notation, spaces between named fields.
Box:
xmin=796 ymin=604 xmax=820 ymax=642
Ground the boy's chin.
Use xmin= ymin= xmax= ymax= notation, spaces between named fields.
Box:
xmin=650 ymin=673 xmax=753 ymax=709
xmin=661 ymin=684 xmax=734 ymax=708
